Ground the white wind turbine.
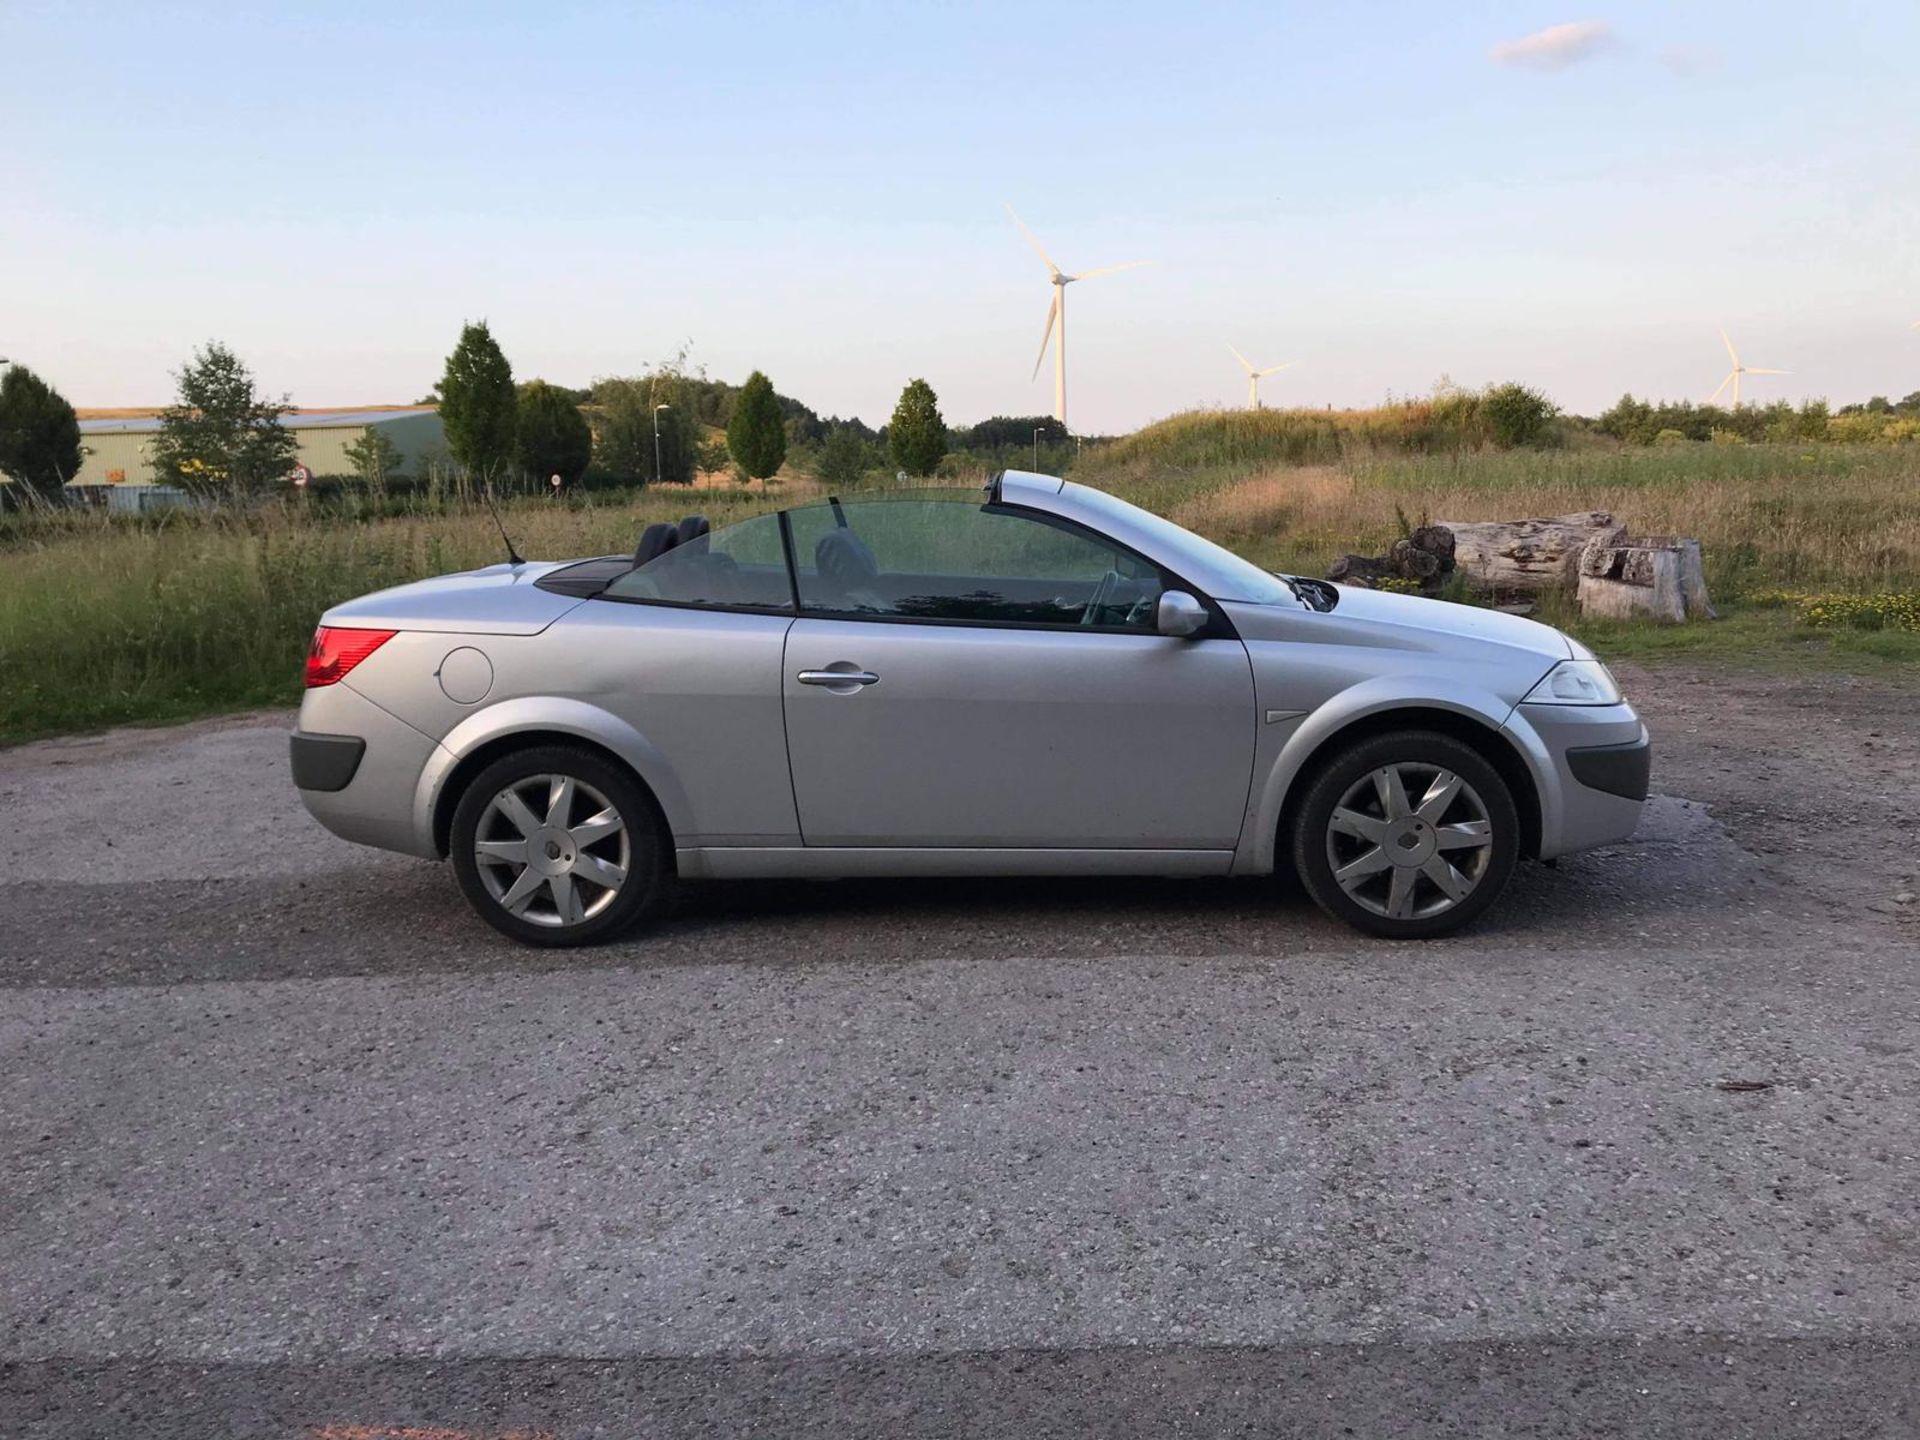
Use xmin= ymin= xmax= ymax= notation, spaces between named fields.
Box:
xmin=1708 ymin=328 xmax=1788 ymax=408
xmin=1007 ymin=204 xmax=1148 ymax=428
xmin=1230 ymin=345 xmax=1295 ymax=409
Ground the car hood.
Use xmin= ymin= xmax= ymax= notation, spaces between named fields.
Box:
xmin=1316 ymin=584 xmax=1574 ymax=660
xmin=1231 ymin=582 xmax=1574 ymax=665
xmin=321 ymin=562 xmax=584 ymax=636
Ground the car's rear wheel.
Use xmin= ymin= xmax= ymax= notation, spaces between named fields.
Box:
xmin=449 ymin=744 xmax=668 ymax=947
xmin=1291 ymin=730 xmax=1518 ymax=939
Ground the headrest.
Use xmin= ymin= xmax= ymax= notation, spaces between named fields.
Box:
xmin=675 ymin=514 xmax=711 ymax=550
xmin=815 ymin=528 xmax=879 ymax=587
xmin=633 ymin=521 xmax=679 ymax=567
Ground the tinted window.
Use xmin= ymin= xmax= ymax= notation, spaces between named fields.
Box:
xmin=601 ymin=513 xmax=791 ymax=610
xmin=788 ymin=499 xmax=1164 ymax=629
xmin=1059 ymin=482 xmax=1298 ymax=605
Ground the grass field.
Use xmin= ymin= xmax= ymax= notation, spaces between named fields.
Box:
xmin=2 ymin=416 xmax=1915 ymax=744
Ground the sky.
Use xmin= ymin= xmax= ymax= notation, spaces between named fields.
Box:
xmin=3 ymin=1 xmax=1917 ymax=431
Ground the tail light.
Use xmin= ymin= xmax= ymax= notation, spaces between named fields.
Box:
xmin=305 ymin=626 xmax=397 ymax=688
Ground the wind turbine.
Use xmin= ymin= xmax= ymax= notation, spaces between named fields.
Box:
xmin=1230 ymin=345 xmax=1295 ymax=409
xmin=1708 ymin=328 xmax=1788 ymax=408
xmin=1007 ymin=204 xmax=1147 ymax=428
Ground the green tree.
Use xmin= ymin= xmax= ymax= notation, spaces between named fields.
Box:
xmin=150 ymin=342 xmax=297 ymax=495
xmin=343 ymin=426 xmax=403 ymax=496
xmin=1479 ymin=382 xmax=1558 ymax=449
xmin=590 ymin=376 xmax=696 ymax=485
xmin=888 ymin=377 xmax=947 ymax=477
xmin=815 ymin=424 xmax=876 ymax=488
xmin=438 ymin=321 xmax=517 ymax=479
xmin=514 ymin=380 xmax=593 ymax=486
xmin=0 ymin=364 xmax=83 ymax=502
xmin=727 ymin=370 xmax=787 ymax=483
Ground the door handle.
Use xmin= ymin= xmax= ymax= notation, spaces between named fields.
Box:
xmin=797 ymin=668 xmax=880 ymax=687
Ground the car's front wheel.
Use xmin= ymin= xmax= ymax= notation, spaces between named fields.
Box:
xmin=449 ymin=744 xmax=669 ymax=947
xmin=1291 ymin=730 xmax=1518 ymax=939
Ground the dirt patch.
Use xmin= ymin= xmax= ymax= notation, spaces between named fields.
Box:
xmin=1618 ymin=662 xmax=1920 ymax=928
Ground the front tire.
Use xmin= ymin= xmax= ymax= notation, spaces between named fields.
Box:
xmin=449 ymin=744 xmax=669 ymax=947
xmin=1291 ymin=730 xmax=1518 ymax=939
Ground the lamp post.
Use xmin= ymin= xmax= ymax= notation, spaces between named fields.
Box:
xmin=653 ymin=404 xmax=670 ymax=485
xmin=1033 ymin=427 xmax=1042 ymax=471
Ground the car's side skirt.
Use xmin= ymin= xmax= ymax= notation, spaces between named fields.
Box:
xmin=676 ymin=847 xmax=1236 ymax=881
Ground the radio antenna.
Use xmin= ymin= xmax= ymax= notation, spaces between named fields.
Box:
xmin=481 ymin=483 xmax=525 ymax=567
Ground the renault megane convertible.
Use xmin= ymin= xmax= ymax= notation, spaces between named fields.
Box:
xmin=291 ymin=472 xmax=1649 ymax=945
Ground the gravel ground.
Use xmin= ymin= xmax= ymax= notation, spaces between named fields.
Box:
xmin=2 ymin=664 xmax=1917 ymax=1437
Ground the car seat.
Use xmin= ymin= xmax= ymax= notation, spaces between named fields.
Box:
xmin=813 ymin=528 xmax=888 ymax=613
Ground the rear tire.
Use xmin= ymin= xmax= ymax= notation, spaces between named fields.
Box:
xmin=450 ymin=744 xmax=669 ymax=947
xmin=1291 ymin=730 xmax=1518 ymax=939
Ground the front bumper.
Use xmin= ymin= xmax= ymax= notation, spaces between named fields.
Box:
xmin=1565 ymin=734 xmax=1651 ymax=802
xmin=1504 ymin=702 xmax=1650 ymax=860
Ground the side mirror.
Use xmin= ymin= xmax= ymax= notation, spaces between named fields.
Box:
xmin=1156 ymin=589 xmax=1209 ymax=638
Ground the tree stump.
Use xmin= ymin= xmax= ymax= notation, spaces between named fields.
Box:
xmin=1577 ymin=535 xmax=1716 ymax=623
xmin=1327 ymin=525 xmax=1456 ymax=591
xmin=1436 ymin=513 xmax=1627 ymax=596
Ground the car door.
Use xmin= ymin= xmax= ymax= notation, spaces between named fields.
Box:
xmin=780 ymin=497 xmax=1257 ymax=849
xmin=556 ymin=512 xmax=801 ymax=845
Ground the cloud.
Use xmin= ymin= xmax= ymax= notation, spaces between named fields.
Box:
xmin=1489 ymin=21 xmax=1617 ymax=71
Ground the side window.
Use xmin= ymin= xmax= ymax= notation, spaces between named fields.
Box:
xmin=601 ymin=513 xmax=791 ymax=610
xmin=787 ymin=500 xmax=1165 ymax=629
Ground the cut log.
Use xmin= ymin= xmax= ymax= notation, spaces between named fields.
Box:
xmin=1577 ymin=535 xmax=1715 ymax=623
xmin=1327 ymin=525 xmax=1456 ymax=591
xmin=1437 ymin=513 xmax=1627 ymax=595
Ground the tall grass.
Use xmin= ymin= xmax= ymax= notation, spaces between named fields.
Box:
xmin=3 ymin=413 xmax=1916 ymax=742
xmin=0 ymin=488 xmax=792 ymax=741
xmin=1077 ymin=412 xmax=1920 ymax=597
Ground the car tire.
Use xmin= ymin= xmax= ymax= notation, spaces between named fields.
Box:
xmin=1290 ymin=730 xmax=1519 ymax=940
xmin=449 ymin=744 xmax=670 ymax=948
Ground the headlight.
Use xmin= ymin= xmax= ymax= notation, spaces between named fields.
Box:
xmin=1523 ymin=659 xmax=1623 ymax=706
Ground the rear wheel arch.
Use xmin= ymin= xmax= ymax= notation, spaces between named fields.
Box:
xmin=1276 ymin=706 xmax=1542 ymax=864
xmin=432 ymin=730 xmax=676 ymax=862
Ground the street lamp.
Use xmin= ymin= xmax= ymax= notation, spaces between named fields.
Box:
xmin=653 ymin=404 xmax=671 ymax=485
xmin=1033 ymin=426 xmax=1042 ymax=471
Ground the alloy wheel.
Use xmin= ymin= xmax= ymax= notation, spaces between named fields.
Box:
xmin=1324 ymin=762 xmax=1495 ymax=921
xmin=473 ymin=773 xmax=630 ymax=927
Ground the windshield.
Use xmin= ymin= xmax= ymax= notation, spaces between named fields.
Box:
xmin=1054 ymin=482 xmax=1299 ymax=605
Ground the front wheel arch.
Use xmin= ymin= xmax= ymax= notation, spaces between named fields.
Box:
xmin=432 ymin=730 xmax=676 ymax=865
xmin=1275 ymin=707 xmax=1542 ymax=867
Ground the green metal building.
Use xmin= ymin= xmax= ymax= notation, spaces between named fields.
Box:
xmin=71 ymin=407 xmax=446 ymax=488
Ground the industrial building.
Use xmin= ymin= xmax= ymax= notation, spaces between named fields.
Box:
xmin=70 ymin=406 xmax=446 ymax=488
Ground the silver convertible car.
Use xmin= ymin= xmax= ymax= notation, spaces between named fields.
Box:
xmin=292 ymin=472 xmax=1649 ymax=945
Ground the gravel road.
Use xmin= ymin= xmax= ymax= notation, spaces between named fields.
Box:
xmin=3 ymin=665 xmax=1917 ymax=1437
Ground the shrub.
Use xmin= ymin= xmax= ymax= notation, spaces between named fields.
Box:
xmin=816 ymin=424 xmax=878 ymax=488
xmin=1480 ymin=383 xmax=1558 ymax=449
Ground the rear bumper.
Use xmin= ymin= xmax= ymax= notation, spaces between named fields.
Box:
xmin=288 ymin=731 xmax=365 ymax=792
xmin=292 ymin=682 xmax=444 ymax=858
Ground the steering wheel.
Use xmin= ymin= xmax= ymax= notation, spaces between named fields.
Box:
xmin=1081 ymin=569 xmax=1120 ymax=626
